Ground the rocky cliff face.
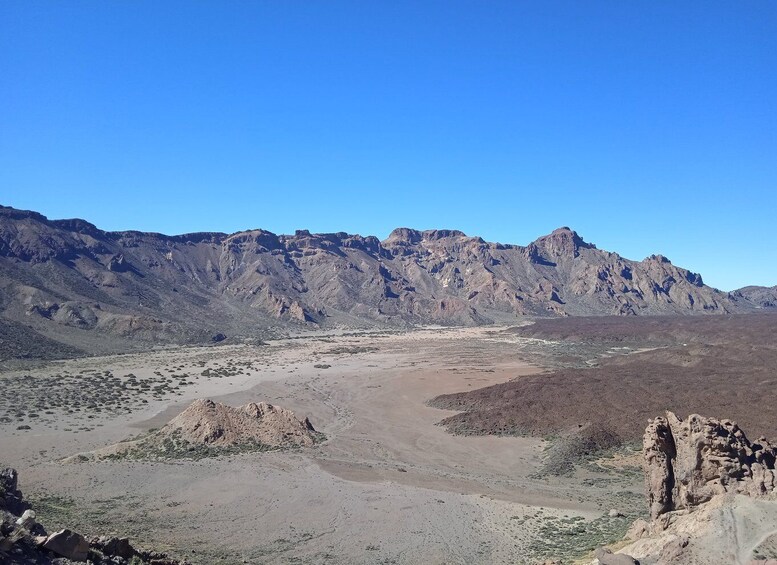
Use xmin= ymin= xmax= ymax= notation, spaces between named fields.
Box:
xmin=587 ymin=413 xmax=777 ymax=565
xmin=644 ymin=412 xmax=777 ymax=520
xmin=0 ymin=205 xmax=762 ymax=357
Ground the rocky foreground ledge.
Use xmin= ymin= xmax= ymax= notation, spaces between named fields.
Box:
xmin=588 ymin=412 xmax=777 ymax=565
xmin=644 ymin=411 xmax=777 ymax=520
xmin=1 ymin=467 xmax=189 ymax=564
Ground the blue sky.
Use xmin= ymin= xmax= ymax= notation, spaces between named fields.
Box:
xmin=1 ymin=1 xmax=775 ymax=291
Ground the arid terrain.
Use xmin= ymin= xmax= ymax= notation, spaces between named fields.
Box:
xmin=2 ymin=324 xmax=652 ymax=564
xmin=4 ymin=2 xmax=775 ymax=562
xmin=432 ymin=314 xmax=777 ymax=442
xmin=3 ymin=313 xmax=776 ymax=563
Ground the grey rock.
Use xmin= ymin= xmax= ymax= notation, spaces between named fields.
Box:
xmin=14 ymin=509 xmax=35 ymax=530
xmin=624 ymin=518 xmax=650 ymax=541
xmin=657 ymin=535 xmax=689 ymax=563
xmin=0 ymin=468 xmax=28 ymax=515
xmin=0 ymin=468 xmax=18 ymax=492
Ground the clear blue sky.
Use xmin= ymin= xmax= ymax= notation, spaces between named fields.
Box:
xmin=1 ymin=2 xmax=775 ymax=291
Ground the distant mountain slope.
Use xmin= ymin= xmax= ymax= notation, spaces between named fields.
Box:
xmin=729 ymin=285 xmax=777 ymax=309
xmin=0 ymin=205 xmax=762 ymax=358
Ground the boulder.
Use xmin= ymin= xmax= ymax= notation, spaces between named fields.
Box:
xmin=644 ymin=412 xmax=777 ymax=519
xmin=42 ymin=528 xmax=90 ymax=561
xmin=624 ymin=518 xmax=650 ymax=541
xmin=0 ymin=468 xmax=28 ymax=515
xmin=0 ymin=468 xmax=18 ymax=493
xmin=658 ymin=536 xmax=689 ymax=562
xmin=594 ymin=547 xmax=640 ymax=564
xmin=101 ymin=536 xmax=137 ymax=559
xmin=15 ymin=509 xmax=35 ymax=530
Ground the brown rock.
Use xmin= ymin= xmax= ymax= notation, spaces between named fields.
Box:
xmin=644 ymin=411 xmax=777 ymax=519
xmin=159 ymin=399 xmax=318 ymax=448
xmin=42 ymin=528 xmax=89 ymax=561
xmin=657 ymin=535 xmax=689 ymax=563
xmin=624 ymin=518 xmax=650 ymax=541
xmin=594 ymin=547 xmax=640 ymax=564
xmin=101 ymin=536 xmax=136 ymax=558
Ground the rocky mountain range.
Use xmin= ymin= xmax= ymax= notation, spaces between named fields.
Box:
xmin=0 ymin=204 xmax=772 ymax=359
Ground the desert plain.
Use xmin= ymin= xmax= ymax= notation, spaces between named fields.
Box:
xmin=1 ymin=323 xmax=655 ymax=564
xmin=4 ymin=314 xmax=777 ymax=564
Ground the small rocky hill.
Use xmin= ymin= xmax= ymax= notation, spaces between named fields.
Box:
xmin=73 ymin=399 xmax=322 ymax=461
xmin=0 ymin=204 xmax=765 ymax=359
xmin=162 ymin=398 xmax=318 ymax=448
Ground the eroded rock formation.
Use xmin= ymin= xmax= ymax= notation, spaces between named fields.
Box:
xmin=588 ymin=414 xmax=777 ymax=564
xmin=162 ymin=398 xmax=318 ymax=448
xmin=69 ymin=399 xmax=323 ymax=462
xmin=644 ymin=411 xmax=777 ymax=519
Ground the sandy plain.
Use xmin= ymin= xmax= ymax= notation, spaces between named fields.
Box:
xmin=0 ymin=327 xmax=642 ymax=564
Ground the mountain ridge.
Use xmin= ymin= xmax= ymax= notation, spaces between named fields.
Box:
xmin=0 ymin=204 xmax=772 ymax=359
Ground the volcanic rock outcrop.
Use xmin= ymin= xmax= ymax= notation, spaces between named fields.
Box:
xmin=161 ymin=398 xmax=318 ymax=448
xmin=644 ymin=411 xmax=777 ymax=520
xmin=731 ymin=285 xmax=777 ymax=310
xmin=71 ymin=399 xmax=322 ymax=462
xmin=587 ymin=414 xmax=777 ymax=565
xmin=0 ymin=468 xmax=27 ymax=517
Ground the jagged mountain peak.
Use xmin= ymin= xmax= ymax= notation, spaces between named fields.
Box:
xmin=548 ymin=226 xmax=577 ymax=236
xmin=385 ymin=227 xmax=423 ymax=243
xmin=644 ymin=253 xmax=672 ymax=263
xmin=384 ymin=227 xmax=468 ymax=243
xmin=528 ymin=226 xmax=595 ymax=259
